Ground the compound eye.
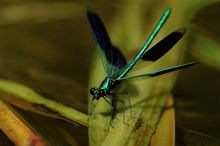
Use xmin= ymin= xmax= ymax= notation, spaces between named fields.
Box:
xmin=90 ymin=88 xmax=95 ymax=95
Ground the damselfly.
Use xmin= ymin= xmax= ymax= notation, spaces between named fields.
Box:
xmin=87 ymin=7 xmax=197 ymax=127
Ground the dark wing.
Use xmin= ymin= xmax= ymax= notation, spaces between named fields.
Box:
xmin=115 ymin=8 xmax=171 ymax=80
xmin=125 ymin=27 xmax=186 ymax=73
xmin=86 ymin=7 xmax=127 ymax=75
xmin=118 ymin=62 xmax=198 ymax=81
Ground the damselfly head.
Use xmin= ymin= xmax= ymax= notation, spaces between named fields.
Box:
xmin=90 ymin=87 xmax=107 ymax=100
xmin=90 ymin=88 xmax=100 ymax=99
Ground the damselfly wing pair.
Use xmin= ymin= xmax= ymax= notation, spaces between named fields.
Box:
xmin=87 ymin=7 xmax=197 ymax=127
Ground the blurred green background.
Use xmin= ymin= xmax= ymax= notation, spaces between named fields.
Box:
xmin=0 ymin=0 xmax=220 ymax=145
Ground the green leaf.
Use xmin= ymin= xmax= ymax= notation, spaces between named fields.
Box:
xmin=0 ymin=79 xmax=88 ymax=126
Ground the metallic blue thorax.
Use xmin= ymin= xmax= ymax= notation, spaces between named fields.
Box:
xmin=100 ymin=76 xmax=121 ymax=92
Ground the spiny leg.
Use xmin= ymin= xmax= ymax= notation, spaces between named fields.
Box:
xmin=108 ymin=92 xmax=133 ymax=126
xmin=110 ymin=92 xmax=133 ymax=119
xmin=102 ymin=97 xmax=115 ymax=128
xmin=107 ymin=96 xmax=129 ymax=126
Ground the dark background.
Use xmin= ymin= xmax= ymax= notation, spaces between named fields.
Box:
xmin=0 ymin=1 xmax=219 ymax=145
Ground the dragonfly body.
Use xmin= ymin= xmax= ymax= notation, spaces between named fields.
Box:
xmin=100 ymin=76 xmax=120 ymax=91
xmin=90 ymin=76 xmax=120 ymax=100
xmin=87 ymin=7 xmax=198 ymax=126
